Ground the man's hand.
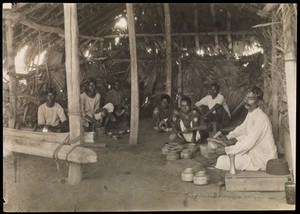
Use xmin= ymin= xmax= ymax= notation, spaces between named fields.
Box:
xmin=210 ymin=146 xmax=226 ymax=156
xmin=94 ymin=108 xmax=107 ymax=114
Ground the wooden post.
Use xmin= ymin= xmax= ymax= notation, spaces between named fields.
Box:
xmin=210 ymin=3 xmax=219 ymax=51
xmin=164 ymin=3 xmax=172 ymax=97
xmin=177 ymin=56 xmax=182 ymax=108
xmin=282 ymin=5 xmax=296 ymax=182
xmin=5 ymin=18 xmax=17 ymax=129
xmin=126 ymin=3 xmax=139 ymax=145
xmin=64 ymin=3 xmax=84 ymax=185
xmin=194 ymin=4 xmax=200 ymax=51
xmin=271 ymin=12 xmax=284 ymax=154
xmin=227 ymin=10 xmax=232 ymax=51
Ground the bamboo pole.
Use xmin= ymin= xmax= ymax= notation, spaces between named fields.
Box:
xmin=126 ymin=3 xmax=139 ymax=145
xmin=282 ymin=5 xmax=296 ymax=182
xmin=164 ymin=3 xmax=172 ymax=97
xmin=177 ymin=56 xmax=182 ymax=108
xmin=271 ymin=12 xmax=284 ymax=154
xmin=194 ymin=4 xmax=200 ymax=50
xmin=227 ymin=10 xmax=232 ymax=50
xmin=64 ymin=3 xmax=84 ymax=185
xmin=210 ymin=3 xmax=220 ymax=51
xmin=5 ymin=19 xmax=17 ymax=129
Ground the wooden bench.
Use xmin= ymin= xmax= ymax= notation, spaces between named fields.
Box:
xmin=4 ymin=128 xmax=101 ymax=184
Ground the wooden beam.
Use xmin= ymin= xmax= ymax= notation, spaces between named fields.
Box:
xmin=4 ymin=136 xmax=97 ymax=164
xmin=21 ymin=3 xmax=46 ymax=15
xmin=126 ymin=3 xmax=139 ymax=145
xmin=64 ymin=3 xmax=84 ymax=185
xmin=5 ymin=19 xmax=17 ymax=129
xmin=37 ymin=4 xmax=61 ymax=22
xmin=282 ymin=5 xmax=296 ymax=182
xmin=4 ymin=128 xmax=69 ymax=143
xmin=12 ymin=3 xmax=29 ymax=11
xmin=102 ymin=31 xmax=254 ymax=38
xmin=164 ymin=3 xmax=172 ymax=97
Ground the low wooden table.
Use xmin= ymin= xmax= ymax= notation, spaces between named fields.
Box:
xmin=225 ymin=170 xmax=291 ymax=192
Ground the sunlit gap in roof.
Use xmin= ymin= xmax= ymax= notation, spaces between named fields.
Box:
xmin=3 ymin=45 xmax=46 ymax=84
xmin=114 ymin=17 xmax=127 ymax=31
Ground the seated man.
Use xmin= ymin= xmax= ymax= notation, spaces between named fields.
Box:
xmin=195 ymin=83 xmax=231 ymax=129
xmin=81 ymin=78 xmax=114 ymax=132
xmin=210 ymin=86 xmax=278 ymax=171
xmin=169 ymin=96 xmax=203 ymax=144
xmin=105 ymin=80 xmax=130 ymax=129
xmin=152 ymin=94 xmax=173 ymax=132
xmin=37 ymin=88 xmax=69 ymax=132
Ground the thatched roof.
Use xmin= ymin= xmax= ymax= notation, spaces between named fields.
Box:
xmin=6 ymin=3 xmax=292 ymax=127
xmin=3 ymin=3 xmax=269 ymax=65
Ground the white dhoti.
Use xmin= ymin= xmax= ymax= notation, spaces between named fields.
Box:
xmin=215 ymin=154 xmax=257 ymax=171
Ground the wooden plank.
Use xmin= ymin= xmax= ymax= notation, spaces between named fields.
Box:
xmin=5 ymin=19 xmax=17 ymax=129
xmin=225 ymin=171 xmax=291 ymax=192
xmin=126 ymin=3 xmax=139 ymax=145
xmin=283 ymin=5 xmax=296 ymax=182
xmin=4 ymin=128 xmax=69 ymax=143
xmin=164 ymin=3 xmax=172 ymax=97
xmin=3 ymin=137 xmax=97 ymax=164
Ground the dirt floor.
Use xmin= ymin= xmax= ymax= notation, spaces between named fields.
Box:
xmin=3 ymin=118 xmax=295 ymax=211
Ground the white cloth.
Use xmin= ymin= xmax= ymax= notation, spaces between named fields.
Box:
xmin=81 ymin=92 xmax=101 ymax=127
xmin=94 ymin=102 xmax=114 ymax=120
xmin=38 ymin=103 xmax=67 ymax=127
xmin=215 ymin=107 xmax=277 ymax=171
xmin=179 ymin=120 xmax=201 ymax=143
xmin=195 ymin=94 xmax=231 ymax=118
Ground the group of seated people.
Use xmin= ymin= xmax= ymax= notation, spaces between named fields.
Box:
xmin=153 ymin=83 xmax=231 ymax=135
xmin=153 ymin=84 xmax=278 ymax=171
xmin=37 ymin=80 xmax=278 ymax=172
xmin=37 ymin=78 xmax=129 ymax=133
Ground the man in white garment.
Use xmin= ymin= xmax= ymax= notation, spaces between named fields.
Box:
xmin=195 ymin=83 xmax=231 ymax=129
xmin=38 ymin=88 xmax=68 ymax=132
xmin=211 ymin=86 xmax=278 ymax=171
xmin=81 ymin=78 xmax=114 ymax=131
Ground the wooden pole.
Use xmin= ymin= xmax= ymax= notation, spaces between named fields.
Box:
xmin=210 ymin=3 xmax=220 ymax=51
xmin=227 ymin=10 xmax=232 ymax=51
xmin=194 ymin=4 xmax=200 ymax=51
xmin=126 ymin=3 xmax=139 ymax=145
xmin=64 ymin=3 xmax=84 ymax=185
xmin=282 ymin=5 xmax=296 ymax=182
xmin=5 ymin=18 xmax=17 ymax=129
xmin=164 ymin=3 xmax=172 ymax=97
xmin=271 ymin=12 xmax=284 ymax=154
xmin=177 ymin=56 xmax=182 ymax=108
